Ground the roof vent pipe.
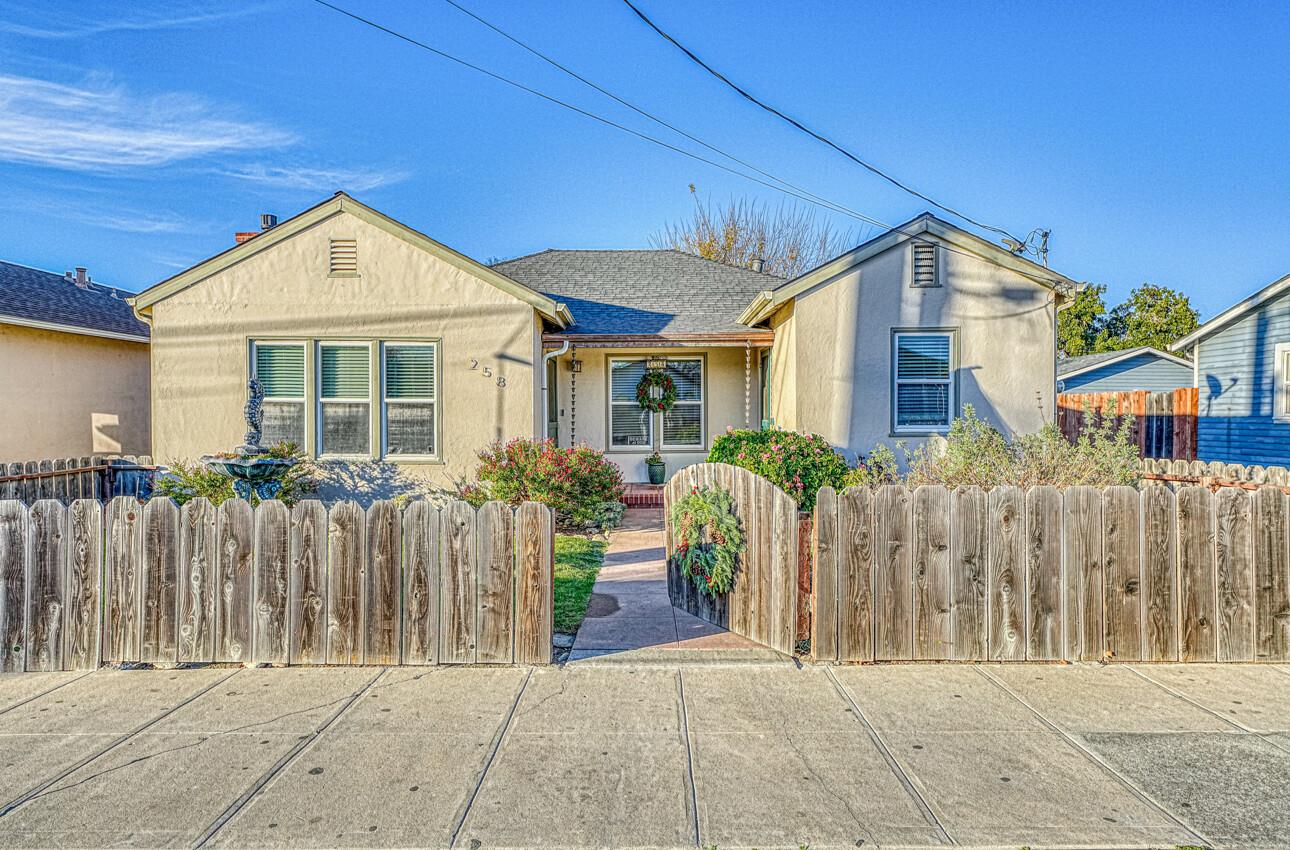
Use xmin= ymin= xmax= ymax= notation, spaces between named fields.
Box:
xmin=750 ymin=257 xmax=765 ymax=273
xmin=260 ymin=213 xmax=278 ymax=231
xmin=74 ymin=267 xmax=90 ymax=288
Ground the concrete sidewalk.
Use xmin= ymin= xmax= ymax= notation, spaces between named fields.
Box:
xmin=2 ymin=663 xmax=1290 ymax=849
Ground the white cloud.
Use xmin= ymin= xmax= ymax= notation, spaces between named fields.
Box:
xmin=0 ymin=3 xmax=272 ymax=39
xmin=0 ymin=73 xmax=294 ymax=171
xmin=224 ymin=163 xmax=408 ymax=193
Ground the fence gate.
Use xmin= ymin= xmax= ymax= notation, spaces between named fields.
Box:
xmin=663 ymin=463 xmax=799 ymax=655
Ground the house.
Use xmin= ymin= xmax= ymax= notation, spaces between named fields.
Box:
xmin=0 ymin=260 xmax=150 ymax=458
xmin=1171 ymin=273 xmax=1290 ymax=465
xmin=128 ymin=194 xmax=1080 ymax=487
xmin=1056 ymin=346 xmax=1194 ymax=393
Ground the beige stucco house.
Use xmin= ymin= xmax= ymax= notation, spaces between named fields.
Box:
xmin=129 ymin=194 xmax=1078 ymax=491
xmin=0 ymin=261 xmax=151 ymax=459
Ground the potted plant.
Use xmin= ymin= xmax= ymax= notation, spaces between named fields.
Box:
xmin=645 ymin=451 xmax=666 ymax=485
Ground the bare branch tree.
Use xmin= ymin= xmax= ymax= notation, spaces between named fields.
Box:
xmin=650 ymin=186 xmax=866 ymax=278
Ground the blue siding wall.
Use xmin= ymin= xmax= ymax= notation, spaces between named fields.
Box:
xmin=1197 ymin=289 xmax=1290 ymax=465
xmin=1059 ymin=353 xmax=1193 ymax=393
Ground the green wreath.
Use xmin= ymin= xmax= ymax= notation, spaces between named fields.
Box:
xmin=636 ymin=370 xmax=677 ymax=413
xmin=670 ymin=485 xmax=743 ymax=597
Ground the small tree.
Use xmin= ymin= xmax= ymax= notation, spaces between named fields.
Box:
xmin=651 ymin=186 xmax=859 ymax=279
xmin=1100 ymin=283 xmax=1200 ymax=352
xmin=1058 ymin=283 xmax=1109 ymax=358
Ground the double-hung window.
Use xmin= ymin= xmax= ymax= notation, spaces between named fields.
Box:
xmin=609 ymin=359 xmax=653 ymax=448
xmin=251 ymin=342 xmax=307 ymax=448
xmin=383 ymin=343 xmax=438 ymax=457
xmin=892 ymin=331 xmax=955 ymax=433
xmin=318 ymin=343 xmax=371 ymax=456
xmin=662 ymin=358 xmax=703 ymax=448
xmin=1276 ymin=342 xmax=1290 ymax=421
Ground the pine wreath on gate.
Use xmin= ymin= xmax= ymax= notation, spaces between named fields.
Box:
xmin=635 ymin=369 xmax=677 ymax=412
xmin=670 ymin=485 xmax=743 ymax=597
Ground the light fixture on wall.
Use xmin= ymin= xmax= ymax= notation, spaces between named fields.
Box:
xmin=646 ymin=355 xmax=667 ymax=370
xmin=568 ymin=358 xmax=582 ymax=373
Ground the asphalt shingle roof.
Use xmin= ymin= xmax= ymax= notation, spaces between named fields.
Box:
xmin=1057 ymin=347 xmax=1160 ymax=376
xmin=0 ymin=260 xmax=148 ymax=340
xmin=492 ymin=249 xmax=779 ymax=335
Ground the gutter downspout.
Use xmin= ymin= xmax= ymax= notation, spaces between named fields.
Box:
xmin=542 ymin=340 xmax=570 ymax=441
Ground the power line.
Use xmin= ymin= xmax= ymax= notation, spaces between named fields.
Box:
xmin=619 ymin=0 xmax=1026 ymax=245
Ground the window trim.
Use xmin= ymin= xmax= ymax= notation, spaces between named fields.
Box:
xmin=380 ymin=340 xmax=441 ymax=461
xmin=605 ymin=354 xmax=707 ymax=453
xmin=316 ymin=340 xmax=375 ymax=459
xmin=1276 ymin=342 xmax=1290 ymax=422
xmin=890 ymin=328 xmax=958 ymax=436
xmin=249 ymin=339 xmax=309 ymax=452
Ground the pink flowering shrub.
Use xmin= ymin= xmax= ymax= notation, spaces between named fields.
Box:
xmin=459 ymin=438 xmax=626 ymax=529
xmin=707 ymin=428 xmax=848 ymax=511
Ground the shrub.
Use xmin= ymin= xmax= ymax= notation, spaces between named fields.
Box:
xmin=153 ymin=442 xmax=317 ymax=506
xmin=842 ymin=443 xmax=902 ymax=489
xmin=462 ymin=439 xmax=626 ymax=531
xmin=707 ymin=427 xmax=849 ymax=511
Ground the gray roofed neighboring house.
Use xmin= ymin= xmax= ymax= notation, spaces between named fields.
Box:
xmin=1056 ymin=346 xmax=1193 ymax=393
xmin=492 ymin=249 xmax=780 ymax=336
xmin=0 ymin=260 xmax=149 ymax=340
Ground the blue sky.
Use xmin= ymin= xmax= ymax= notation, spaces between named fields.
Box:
xmin=2 ymin=1 xmax=1287 ymax=318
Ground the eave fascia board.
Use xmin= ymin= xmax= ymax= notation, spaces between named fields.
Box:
xmin=0 ymin=313 xmax=149 ymax=343
xmin=1170 ymin=273 xmax=1290 ymax=352
xmin=1057 ymin=346 xmax=1193 ymax=380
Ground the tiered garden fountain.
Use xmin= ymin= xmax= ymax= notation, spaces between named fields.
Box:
xmin=200 ymin=379 xmax=297 ymax=500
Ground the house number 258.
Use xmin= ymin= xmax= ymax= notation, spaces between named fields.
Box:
xmin=468 ymin=359 xmax=506 ymax=388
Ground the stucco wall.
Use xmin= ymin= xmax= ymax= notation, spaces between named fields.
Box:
xmin=147 ymin=209 xmax=539 ymax=490
xmin=0 ymin=323 xmax=150 ymax=458
xmin=548 ymin=346 xmax=761 ymax=482
xmin=779 ymin=237 xmax=1058 ymax=460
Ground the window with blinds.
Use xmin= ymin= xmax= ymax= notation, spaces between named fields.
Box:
xmin=252 ymin=342 xmax=306 ymax=448
xmin=1276 ymin=343 xmax=1290 ymax=420
xmin=383 ymin=343 xmax=437 ymax=456
xmin=911 ymin=241 xmax=938 ymax=287
xmin=329 ymin=239 xmax=358 ymax=276
xmin=609 ymin=359 xmax=652 ymax=448
xmin=893 ymin=332 xmax=954 ymax=432
xmin=662 ymin=358 xmax=703 ymax=448
xmin=319 ymin=343 xmax=370 ymax=455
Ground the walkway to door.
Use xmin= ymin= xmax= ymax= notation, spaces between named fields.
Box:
xmin=569 ymin=508 xmax=778 ymax=662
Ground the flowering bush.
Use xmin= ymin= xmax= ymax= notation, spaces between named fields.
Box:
xmin=707 ymin=427 xmax=849 ymax=511
xmin=459 ymin=439 xmax=626 ymax=530
xmin=153 ymin=442 xmax=317 ymax=507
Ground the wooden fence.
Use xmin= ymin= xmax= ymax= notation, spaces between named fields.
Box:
xmin=811 ymin=483 xmax=1290 ymax=663
xmin=0 ymin=497 xmax=553 ymax=672
xmin=1058 ymin=388 xmax=1198 ymax=459
xmin=0 ymin=455 xmax=156 ymax=504
xmin=664 ymin=463 xmax=800 ymax=655
xmin=1144 ymin=458 xmax=1290 ymax=490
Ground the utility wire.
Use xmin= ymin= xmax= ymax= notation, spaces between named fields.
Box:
xmin=620 ymin=0 xmax=1026 ymax=245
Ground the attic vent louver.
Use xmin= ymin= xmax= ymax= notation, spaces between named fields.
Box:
xmin=911 ymin=242 xmax=938 ymax=287
xmin=329 ymin=239 xmax=358 ymax=276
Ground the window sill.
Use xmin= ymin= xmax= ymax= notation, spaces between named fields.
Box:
xmin=381 ymin=456 xmax=443 ymax=464
xmin=328 ymin=272 xmax=361 ymax=279
xmin=889 ymin=430 xmax=949 ymax=438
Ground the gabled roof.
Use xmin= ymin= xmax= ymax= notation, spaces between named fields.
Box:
xmin=0 ymin=260 xmax=148 ymax=342
xmin=737 ymin=212 xmax=1082 ymax=326
xmin=1170 ymin=273 xmax=1290 ymax=352
xmin=492 ymin=249 xmax=780 ymax=335
xmin=129 ymin=193 xmax=572 ymax=328
xmin=1057 ymin=346 xmax=1192 ymax=379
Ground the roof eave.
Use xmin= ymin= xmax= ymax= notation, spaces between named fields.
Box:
xmin=1058 ymin=346 xmax=1192 ymax=380
xmin=0 ymin=313 xmax=149 ymax=343
xmin=1171 ymin=272 xmax=1290 ymax=352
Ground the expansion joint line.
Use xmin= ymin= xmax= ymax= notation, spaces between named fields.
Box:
xmin=823 ymin=666 xmax=954 ymax=845
xmin=193 ymin=667 xmax=387 ymax=848
xmin=976 ymin=666 xmax=1211 ymax=848
xmin=0 ymin=670 xmax=95 ymax=718
xmin=1127 ymin=664 xmax=1290 ymax=758
xmin=676 ymin=669 xmax=702 ymax=848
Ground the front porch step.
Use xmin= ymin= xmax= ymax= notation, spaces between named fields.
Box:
xmin=623 ymin=483 xmax=664 ymax=508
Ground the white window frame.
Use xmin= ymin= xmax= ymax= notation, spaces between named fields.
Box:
xmin=891 ymin=330 xmax=956 ymax=435
xmin=316 ymin=340 xmax=374 ymax=459
xmin=1276 ymin=342 xmax=1290 ymax=422
xmin=660 ymin=356 xmax=705 ymax=451
xmin=249 ymin=339 xmax=308 ymax=451
xmin=607 ymin=357 xmax=654 ymax=451
xmin=381 ymin=341 xmax=440 ymax=461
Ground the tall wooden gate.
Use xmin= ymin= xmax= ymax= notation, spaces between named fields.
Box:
xmin=663 ymin=463 xmax=799 ymax=655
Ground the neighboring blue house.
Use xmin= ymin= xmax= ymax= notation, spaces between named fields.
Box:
xmin=1057 ymin=346 xmax=1193 ymax=393
xmin=1172 ymin=273 xmax=1290 ymax=465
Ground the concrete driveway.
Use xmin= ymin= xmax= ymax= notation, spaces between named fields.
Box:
xmin=1 ymin=662 xmax=1288 ymax=849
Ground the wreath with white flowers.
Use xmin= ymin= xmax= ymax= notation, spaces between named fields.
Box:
xmin=636 ymin=370 xmax=677 ymax=413
xmin=670 ymin=485 xmax=743 ymax=597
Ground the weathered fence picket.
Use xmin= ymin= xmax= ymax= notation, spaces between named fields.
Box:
xmin=0 ymin=497 xmax=554 ymax=672
xmin=813 ymin=482 xmax=1290 ymax=663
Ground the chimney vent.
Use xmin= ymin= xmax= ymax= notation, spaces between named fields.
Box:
xmin=235 ymin=231 xmax=258 ymax=244
xmin=750 ymin=257 xmax=765 ymax=273
xmin=260 ymin=213 xmax=278 ymax=231
xmin=73 ymin=267 xmax=90 ymax=289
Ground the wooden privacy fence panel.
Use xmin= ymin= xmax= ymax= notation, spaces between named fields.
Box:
xmin=664 ymin=463 xmax=799 ymax=655
xmin=1145 ymin=457 xmax=1290 ymax=490
xmin=1058 ymin=389 xmax=1198 ymax=460
xmin=0 ymin=497 xmax=554 ymax=672
xmin=812 ymin=483 xmax=1290 ymax=663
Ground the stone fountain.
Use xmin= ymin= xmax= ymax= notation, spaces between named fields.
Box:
xmin=200 ymin=379 xmax=297 ymax=501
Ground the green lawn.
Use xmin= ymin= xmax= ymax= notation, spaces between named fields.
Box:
xmin=553 ymin=535 xmax=607 ymax=634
